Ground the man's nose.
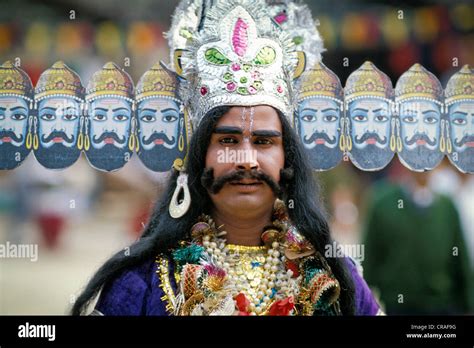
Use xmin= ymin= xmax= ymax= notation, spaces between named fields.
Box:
xmin=234 ymin=140 xmax=259 ymax=171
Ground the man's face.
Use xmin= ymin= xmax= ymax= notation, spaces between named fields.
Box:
xmin=448 ymin=100 xmax=474 ymax=173
xmin=205 ymin=105 xmax=284 ymax=214
xmin=89 ymin=97 xmax=132 ymax=150
xmin=0 ymin=96 xmax=29 ymax=147
xmin=38 ymin=97 xmax=80 ymax=149
xmin=398 ymin=99 xmax=443 ymax=171
xmin=348 ymin=98 xmax=393 ymax=170
xmin=0 ymin=96 xmax=30 ymax=169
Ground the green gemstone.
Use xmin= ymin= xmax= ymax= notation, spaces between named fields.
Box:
xmin=253 ymin=81 xmax=262 ymax=88
xmin=240 ymin=77 xmax=248 ymax=83
xmin=237 ymin=86 xmax=249 ymax=95
xmin=224 ymin=72 xmax=233 ymax=81
xmin=253 ymin=46 xmax=276 ymax=65
xmin=179 ymin=28 xmax=193 ymax=39
xmin=243 ymin=64 xmax=252 ymax=72
xmin=293 ymin=36 xmax=304 ymax=45
xmin=205 ymin=48 xmax=231 ymax=65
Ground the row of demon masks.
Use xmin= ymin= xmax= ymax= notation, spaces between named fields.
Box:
xmin=0 ymin=61 xmax=189 ymax=172
xmin=296 ymin=61 xmax=473 ymax=173
xmin=0 ymin=60 xmax=473 ymax=173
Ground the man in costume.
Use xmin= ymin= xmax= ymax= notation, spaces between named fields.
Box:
xmin=72 ymin=0 xmax=381 ymax=316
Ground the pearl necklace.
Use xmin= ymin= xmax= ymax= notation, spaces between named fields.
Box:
xmin=201 ymin=233 xmax=297 ymax=315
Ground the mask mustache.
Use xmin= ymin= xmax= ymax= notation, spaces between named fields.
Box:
xmin=303 ymin=132 xmax=337 ymax=145
xmin=201 ymin=168 xmax=289 ymax=196
xmin=142 ymin=132 xmax=175 ymax=145
xmin=93 ymin=131 xmax=126 ymax=144
xmin=41 ymin=130 xmax=75 ymax=144
xmin=355 ymin=132 xmax=387 ymax=145
xmin=405 ymin=133 xmax=436 ymax=146
xmin=454 ymin=134 xmax=474 ymax=147
xmin=0 ymin=130 xmax=24 ymax=143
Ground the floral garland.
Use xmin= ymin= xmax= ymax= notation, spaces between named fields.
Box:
xmin=161 ymin=200 xmax=342 ymax=316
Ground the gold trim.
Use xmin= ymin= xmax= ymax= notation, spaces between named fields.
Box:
xmin=155 ymin=255 xmax=177 ymax=315
xmin=226 ymin=244 xmax=267 ymax=252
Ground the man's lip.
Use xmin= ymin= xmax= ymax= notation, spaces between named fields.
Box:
xmin=315 ymin=138 xmax=325 ymax=145
xmin=53 ymin=137 xmax=63 ymax=143
xmin=416 ymin=139 xmax=426 ymax=146
xmin=2 ymin=136 xmax=12 ymax=142
xmin=366 ymin=138 xmax=376 ymax=145
xmin=466 ymin=141 xmax=474 ymax=148
xmin=104 ymin=137 xmax=115 ymax=144
xmin=230 ymin=180 xmax=262 ymax=185
xmin=154 ymin=139 xmax=164 ymax=145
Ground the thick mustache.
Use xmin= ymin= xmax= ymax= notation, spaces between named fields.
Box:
xmin=93 ymin=132 xmax=126 ymax=144
xmin=201 ymin=168 xmax=293 ymax=197
xmin=0 ymin=130 xmax=23 ymax=142
xmin=405 ymin=133 xmax=436 ymax=146
xmin=142 ymin=132 xmax=175 ymax=145
xmin=355 ymin=132 xmax=387 ymax=144
xmin=303 ymin=132 xmax=337 ymax=145
xmin=454 ymin=135 xmax=474 ymax=147
xmin=41 ymin=130 xmax=74 ymax=143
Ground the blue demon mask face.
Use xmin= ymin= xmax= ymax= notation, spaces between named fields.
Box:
xmin=35 ymin=96 xmax=81 ymax=168
xmin=0 ymin=96 xmax=30 ymax=169
xmin=296 ymin=98 xmax=342 ymax=170
xmin=136 ymin=98 xmax=185 ymax=171
xmin=448 ymin=100 xmax=474 ymax=173
xmin=347 ymin=97 xmax=393 ymax=170
xmin=398 ymin=99 xmax=443 ymax=171
xmin=85 ymin=97 xmax=133 ymax=171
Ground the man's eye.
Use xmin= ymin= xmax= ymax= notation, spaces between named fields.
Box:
xmin=353 ymin=115 xmax=367 ymax=122
xmin=254 ymin=138 xmax=272 ymax=145
xmin=403 ymin=116 xmax=416 ymax=123
xmin=163 ymin=115 xmax=178 ymax=123
xmin=425 ymin=116 xmax=438 ymax=124
xmin=12 ymin=113 xmax=27 ymax=121
xmin=453 ymin=118 xmax=467 ymax=125
xmin=114 ymin=115 xmax=129 ymax=122
xmin=63 ymin=114 xmax=78 ymax=121
xmin=219 ymin=137 xmax=238 ymax=144
xmin=324 ymin=115 xmax=337 ymax=122
xmin=141 ymin=115 xmax=156 ymax=123
xmin=93 ymin=114 xmax=106 ymax=121
xmin=41 ymin=114 xmax=55 ymax=121
xmin=375 ymin=115 xmax=388 ymax=122
xmin=302 ymin=115 xmax=315 ymax=122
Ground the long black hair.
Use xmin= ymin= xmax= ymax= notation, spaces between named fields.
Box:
xmin=71 ymin=106 xmax=356 ymax=315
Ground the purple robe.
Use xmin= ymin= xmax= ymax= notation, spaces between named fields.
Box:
xmin=95 ymin=256 xmax=380 ymax=316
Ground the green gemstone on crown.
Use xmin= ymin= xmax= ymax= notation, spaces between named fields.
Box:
xmin=205 ymin=48 xmax=231 ymax=65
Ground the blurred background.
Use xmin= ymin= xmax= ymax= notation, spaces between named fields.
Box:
xmin=0 ymin=0 xmax=473 ymax=315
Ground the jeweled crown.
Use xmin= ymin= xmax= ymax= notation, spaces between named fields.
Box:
xmin=34 ymin=61 xmax=84 ymax=102
xmin=168 ymin=0 xmax=305 ymax=128
xmin=395 ymin=63 xmax=443 ymax=103
xmin=445 ymin=64 xmax=473 ymax=106
xmin=136 ymin=62 xmax=179 ymax=103
xmin=86 ymin=62 xmax=134 ymax=103
xmin=0 ymin=60 xmax=34 ymax=102
xmin=345 ymin=61 xmax=394 ymax=102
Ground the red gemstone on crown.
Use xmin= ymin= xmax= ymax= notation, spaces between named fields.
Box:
xmin=277 ymin=85 xmax=283 ymax=94
xmin=56 ymin=81 xmax=64 ymax=89
xmin=200 ymin=86 xmax=208 ymax=95
xmin=416 ymin=84 xmax=424 ymax=92
xmin=107 ymin=82 xmax=115 ymax=89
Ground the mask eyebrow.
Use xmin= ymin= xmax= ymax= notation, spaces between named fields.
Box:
xmin=93 ymin=107 xmax=108 ymax=112
xmin=422 ymin=110 xmax=439 ymax=115
xmin=251 ymin=130 xmax=282 ymax=137
xmin=41 ymin=106 xmax=56 ymax=112
xmin=213 ymin=126 xmax=242 ymax=134
xmin=161 ymin=108 xmax=179 ymax=114
xmin=321 ymin=108 xmax=338 ymax=113
xmin=11 ymin=106 xmax=28 ymax=112
xmin=140 ymin=108 xmax=157 ymax=113
xmin=301 ymin=108 xmax=318 ymax=113
xmin=452 ymin=111 xmax=467 ymax=116
xmin=112 ymin=107 xmax=129 ymax=112
xmin=353 ymin=108 xmax=368 ymax=113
